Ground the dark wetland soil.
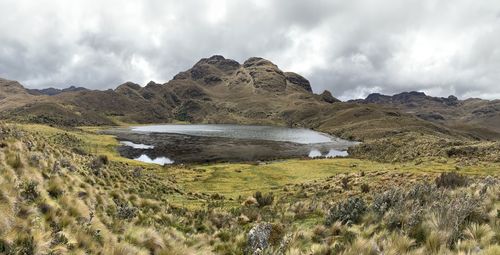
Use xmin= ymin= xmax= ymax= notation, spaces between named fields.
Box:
xmin=106 ymin=129 xmax=352 ymax=164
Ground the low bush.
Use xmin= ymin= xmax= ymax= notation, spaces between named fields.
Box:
xmin=6 ymin=153 xmax=23 ymax=170
xmin=115 ymin=199 xmax=137 ymax=220
xmin=89 ymin=155 xmax=109 ymax=172
xmin=11 ymin=234 xmax=35 ymax=255
xmin=341 ymin=177 xmax=350 ymax=190
xmin=19 ymin=180 xmax=39 ymax=201
xmin=254 ymin=191 xmax=274 ymax=208
xmin=47 ymin=179 xmax=64 ymax=198
xmin=435 ymin=172 xmax=468 ymax=189
xmin=326 ymin=197 xmax=367 ymax=225
xmin=372 ymin=188 xmax=404 ymax=216
xmin=360 ymin=183 xmax=370 ymax=193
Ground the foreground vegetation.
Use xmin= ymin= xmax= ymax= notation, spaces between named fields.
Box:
xmin=0 ymin=123 xmax=499 ymax=254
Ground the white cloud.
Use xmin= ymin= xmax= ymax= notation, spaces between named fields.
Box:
xmin=0 ymin=0 xmax=499 ymax=100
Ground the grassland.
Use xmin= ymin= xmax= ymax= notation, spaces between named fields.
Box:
xmin=1 ymin=123 xmax=499 ymax=254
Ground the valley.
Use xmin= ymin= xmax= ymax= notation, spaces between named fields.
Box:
xmin=0 ymin=122 xmax=499 ymax=254
xmin=1 ymin=56 xmax=500 ymax=254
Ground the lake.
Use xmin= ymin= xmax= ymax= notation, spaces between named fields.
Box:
xmin=106 ymin=124 xmax=358 ymax=165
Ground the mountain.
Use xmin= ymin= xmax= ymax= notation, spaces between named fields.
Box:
xmin=0 ymin=78 xmax=37 ymax=111
xmin=353 ymin=91 xmax=500 ymax=140
xmin=0 ymin=56 xmax=338 ymax=125
xmin=27 ymin=86 xmax=88 ymax=96
xmin=0 ymin=55 xmax=496 ymax=144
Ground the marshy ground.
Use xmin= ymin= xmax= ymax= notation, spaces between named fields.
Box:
xmin=0 ymin=123 xmax=499 ymax=254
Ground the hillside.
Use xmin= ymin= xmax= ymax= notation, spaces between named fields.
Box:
xmin=0 ymin=121 xmax=499 ymax=254
xmin=0 ymin=56 xmax=483 ymax=143
xmin=353 ymin=92 xmax=500 ymax=140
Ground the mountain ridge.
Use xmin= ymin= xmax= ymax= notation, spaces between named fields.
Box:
xmin=353 ymin=91 xmax=500 ymax=140
xmin=1 ymin=55 xmax=499 ymax=142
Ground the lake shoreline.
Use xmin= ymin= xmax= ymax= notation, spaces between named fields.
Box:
xmin=104 ymin=124 xmax=357 ymax=165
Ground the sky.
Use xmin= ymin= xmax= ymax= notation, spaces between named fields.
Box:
xmin=0 ymin=0 xmax=499 ymax=100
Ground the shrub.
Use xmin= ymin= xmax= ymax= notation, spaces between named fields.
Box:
xmin=435 ymin=172 xmax=468 ymax=189
xmin=269 ymin=223 xmax=285 ymax=246
xmin=326 ymin=197 xmax=367 ymax=225
xmin=360 ymin=183 xmax=370 ymax=193
xmin=132 ymin=167 xmax=143 ymax=178
xmin=254 ymin=191 xmax=274 ymax=208
xmin=51 ymin=232 xmax=69 ymax=246
xmin=216 ymin=230 xmax=232 ymax=242
xmin=19 ymin=180 xmax=39 ymax=201
xmin=341 ymin=177 xmax=350 ymax=190
xmin=7 ymin=153 xmax=23 ymax=170
xmin=241 ymin=207 xmax=260 ymax=222
xmin=115 ymin=199 xmax=137 ymax=220
xmin=38 ymin=202 xmax=53 ymax=215
xmin=431 ymin=192 xmax=483 ymax=246
xmin=0 ymin=238 xmax=10 ymax=254
xmin=47 ymin=179 xmax=64 ymax=198
xmin=372 ymin=188 xmax=403 ymax=216
xmin=209 ymin=211 xmax=232 ymax=229
xmin=28 ymin=153 xmax=43 ymax=167
xmin=11 ymin=234 xmax=35 ymax=255
xmin=89 ymin=155 xmax=109 ymax=173
xmin=406 ymin=182 xmax=436 ymax=203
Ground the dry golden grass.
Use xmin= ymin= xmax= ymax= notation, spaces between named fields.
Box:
xmin=0 ymin=122 xmax=498 ymax=254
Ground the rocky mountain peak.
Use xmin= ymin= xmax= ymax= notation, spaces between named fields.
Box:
xmin=0 ymin=78 xmax=26 ymax=93
xmin=320 ymin=90 xmax=340 ymax=103
xmin=195 ymin=55 xmax=240 ymax=71
xmin=173 ymin=55 xmax=240 ymax=82
xmin=284 ymin=72 xmax=312 ymax=92
xmin=243 ymin=57 xmax=277 ymax=68
xmin=146 ymin=81 xmax=161 ymax=87
xmin=173 ymin=56 xmax=317 ymax=94
xmin=116 ymin=82 xmax=141 ymax=91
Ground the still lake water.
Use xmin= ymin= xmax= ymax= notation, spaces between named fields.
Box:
xmin=130 ymin=124 xmax=336 ymax=144
xmin=111 ymin=124 xmax=358 ymax=165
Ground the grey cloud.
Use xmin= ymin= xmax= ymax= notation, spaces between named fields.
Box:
xmin=0 ymin=0 xmax=500 ymax=100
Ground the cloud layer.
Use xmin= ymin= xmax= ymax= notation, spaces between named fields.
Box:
xmin=1 ymin=0 xmax=499 ymax=100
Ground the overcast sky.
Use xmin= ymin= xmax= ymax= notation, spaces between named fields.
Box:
xmin=1 ymin=0 xmax=499 ymax=100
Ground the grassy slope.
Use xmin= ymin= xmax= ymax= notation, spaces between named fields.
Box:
xmin=175 ymin=159 xmax=498 ymax=200
xmin=1 ymin=123 xmax=499 ymax=254
xmin=40 ymin=123 xmax=500 ymax=206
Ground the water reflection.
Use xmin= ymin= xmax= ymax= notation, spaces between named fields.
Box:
xmin=130 ymin=124 xmax=341 ymax=145
xmin=308 ymin=149 xmax=323 ymax=158
xmin=325 ymin=149 xmax=348 ymax=158
xmin=120 ymin=141 xmax=154 ymax=149
xmin=134 ymin=154 xmax=174 ymax=165
xmin=309 ymin=149 xmax=348 ymax=158
xmin=110 ymin=124 xmax=358 ymax=164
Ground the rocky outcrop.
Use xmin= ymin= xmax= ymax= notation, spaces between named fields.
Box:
xmin=114 ymin=82 xmax=144 ymax=100
xmin=243 ymin=57 xmax=287 ymax=93
xmin=360 ymin=91 xmax=460 ymax=106
xmin=245 ymin=223 xmax=273 ymax=255
xmin=174 ymin=55 xmax=240 ymax=85
xmin=284 ymin=72 xmax=312 ymax=92
xmin=319 ymin=90 xmax=340 ymax=103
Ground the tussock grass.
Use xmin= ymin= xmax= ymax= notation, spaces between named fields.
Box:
xmin=0 ymin=122 xmax=498 ymax=254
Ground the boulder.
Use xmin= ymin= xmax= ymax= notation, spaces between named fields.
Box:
xmin=245 ymin=223 xmax=272 ymax=255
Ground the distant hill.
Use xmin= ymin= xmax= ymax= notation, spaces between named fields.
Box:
xmin=352 ymin=91 xmax=500 ymax=140
xmin=0 ymin=55 xmax=498 ymax=143
xmin=27 ymin=86 xmax=88 ymax=96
